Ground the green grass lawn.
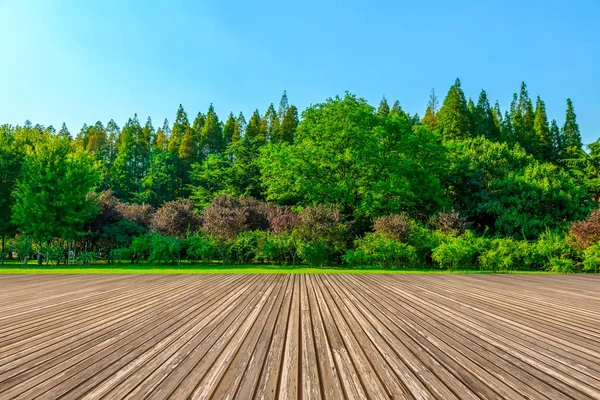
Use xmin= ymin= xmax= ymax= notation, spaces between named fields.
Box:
xmin=0 ymin=260 xmax=552 ymax=274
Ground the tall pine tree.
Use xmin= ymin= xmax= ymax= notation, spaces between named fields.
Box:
xmin=533 ymin=96 xmax=553 ymax=161
xmin=437 ymin=78 xmax=471 ymax=140
xmin=562 ymin=98 xmax=583 ymax=159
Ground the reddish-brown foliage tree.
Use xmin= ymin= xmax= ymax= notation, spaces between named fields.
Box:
xmin=570 ymin=209 xmax=600 ymax=249
xmin=429 ymin=209 xmax=470 ymax=235
xmin=202 ymin=195 xmax=247 ymax=242
xmin=116 ymin=202 xmax=155 ymax=230
xmin=151 ymin=199 xmax=200 ymax=238
xmin=373 ymin=214 xmax=413 ymax=242
xmin=267 ymin=205 xmax=299 ymax=235
xmin=295 ymin=205 xmax=344 ymax=244
xmin=239 ymin=197 xmax=270 ymax=231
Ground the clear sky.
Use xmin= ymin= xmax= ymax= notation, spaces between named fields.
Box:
xmin=0 ymin=0 xmax=598 ymax=143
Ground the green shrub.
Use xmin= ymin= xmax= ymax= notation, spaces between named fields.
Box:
xmin=12 ymin=235 xmax=33 ymax=265
xmin=76 ymin=252 xmax=97 ymax=266
xmin=528 ymin=230 xmax=581 ymax=271
xmin=583 ymin=243 xmax=600 ymax=273
xmin=258 ymin=233 xmax=299 ymax=265
xmin=431 ymin=231 xmax=486 ymax=271
xmin=130 ymin=235 xmax=152 ymax=262
xmin=299 ymin=241 xmax=330 ymax=267
xmin=546 ymin=258 xmax=575 ymax=273
xmin=479 ymin=238 xmax=523 ymax=272
xmin=110 ymin=248 xmax=132 ymax=263
xmin=230 ymin=230 xmax=266 ymax=264
xmin=344 ymin=233 xmax=417 ymax=268
xmin=130 ymin=233 xmax=181 ymax=264
xmin=184 ymin=235 xmax=217 ymax=264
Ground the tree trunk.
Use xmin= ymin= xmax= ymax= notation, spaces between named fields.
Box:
xmin=67 ymin=241 xmax=71 ymax=266
xmin=37 ymin=248 xmax=42 ymax=265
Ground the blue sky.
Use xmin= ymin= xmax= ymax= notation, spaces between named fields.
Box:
xmin=0 ymin=0 xmax=598 ymax=142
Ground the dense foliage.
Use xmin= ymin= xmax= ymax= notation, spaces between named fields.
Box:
xmin=1 ymin=81 xmax=598 ymax=271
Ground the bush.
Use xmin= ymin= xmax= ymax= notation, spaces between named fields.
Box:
xmin=202 ymin=195 xmax=246 ymax=242
xmin=267 ymin=206 xmax=299 ymax=235
xmin=546 ymin=257 xmax=576 ymax=273
xmin=570 ymin=209 xmax=600 ymax=249
xmin=76 ymin=252 xmax=97 ymax=266
xmin=344 ymin=233 xmax=418 ymax=268
xmin=151 ymin=199 xmax=200 ymax=238
xmin=429 ymin=209 xmax=470 ymax=235
xmin=259 ymin=233 xmax=299 ymax=265
xmin=479 ymin=238 xmax=524 ymax=272
xmin=130 ymin=235 xmax=152 ymax=262
xmin=184 ymin=235 xmax=217 ymax=264
xmin=12 ymin=234 xmax=33 ymax=265
xmin=110 ymin=247 xmax=132 ymax=264
xmin=431 ymin=231 xmax=486 ymax=271
xmin=294 ymin=205 xmax=347 ymax=263
xmin=524 ymin=230 xmax=581 ymax=272
xmin=299 ymin=241 xmax=330 ymax=267
xmin=373 ymin=214 xmax=414 ymax=243
xmin=147 ymin=234 xmax=181 ymax=264
xmin=239 ymin=197 xmax=270 ymax=231
xmin=230 ymin=230 xmax=266 ymax=264
xmin=583 ymin=243 xmax=600 ymax=273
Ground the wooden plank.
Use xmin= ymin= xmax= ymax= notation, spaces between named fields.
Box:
xmin=0 ymin=274 xmax=598 ymax=399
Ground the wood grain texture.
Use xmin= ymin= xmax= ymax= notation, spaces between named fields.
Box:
xmin=0 ymin=274 xmax=599 ymax=399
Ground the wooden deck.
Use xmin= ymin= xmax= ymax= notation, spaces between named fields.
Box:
xmin=0 ymin=274 xmax=599 ymax=399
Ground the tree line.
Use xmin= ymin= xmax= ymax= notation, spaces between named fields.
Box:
xmin=1 ymin=81 xmax=600 ymax=271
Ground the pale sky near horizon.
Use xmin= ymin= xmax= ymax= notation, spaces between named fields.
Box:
xmin=0 ymin=0 xmax=598 ymax=143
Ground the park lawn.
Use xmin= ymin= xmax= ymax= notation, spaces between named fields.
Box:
xmin=0 ymin=261 xmax=552 ymax=274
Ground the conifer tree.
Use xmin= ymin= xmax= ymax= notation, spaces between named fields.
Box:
xmin=245 ymin=110 xmax=266 ymax=146
xmin=492 ymin=101 xmax=504 ymax=141
xmin=264 ymin=103 xmax=280 ymax=142
xmin=168 ymin=104 xmax=189 ymax=155
xmin=106 ymin=119 xmax=120 ymax=168
xmin=390 ymin=100 xmax=404 ymax=118
xmin=154 ymin=119 xmax=170 ymax=150
xmin=232 ymin=112 xmax=245 ymax=145
xmin=473 ymin=90 xmax=499 ymax=140
xmin=421 ymin=89 xmax=439 ymax=130
xmin=550 ymin=119 xmax=562 ymax=160
xmin=223 ymin=113 xmax=236 ymax=148
xmin=533 ymin=96 xmax=553 ymax=161
xmin=280 ymin=105 xmax=299 ymax=143
xmin=562 ymin=98 xmax=583 ymax=159
xmin=201 ymin=104 xmax=223 ymax=156
xmin=377 ymin=96 xmax=390 ymax=117
xmin=437 ymin=78 xmax=471 ymax=140
xmin=58 ymin=123 xmax=71 ymax=139
xmin=278 ymin=91 xmax=289 ymax=122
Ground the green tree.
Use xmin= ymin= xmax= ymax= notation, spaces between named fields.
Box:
xmin=533 ymin=96 xmax=553 ymax=161
xmin=58 ymin=123 xmax=71 ymax=139
xmin=264 ymin=103 xmax=280 ymax=143
xmin=473 ymin=90 xmax=499 ymax=140
xmin=437 ymin=78 xmax=471 ymax=140
xmin=201 ymin=104 xmax=224 ymax=156
xmin=377 ymin=96 xmax=390 ymax=117
xmin=0 ymin=126 xmax=20 ymax=262
xmin=550 ymin=119 xmax=562 ymax=159
xmin=562 ymin=98 xmax=583 ymax=159
xmin=12 ymin=133 xmax=99 ymax=264
xmin=487 ymin=162 xmax=590 ymax=239
xmin=279 ymin=105 xmax=298 ymax=143
xmin=223 ymin=113 xmax=236 ymax=149
xmin=260 ymin=93 xmax=448 ymax=221
xmin=110 ymin=115 xmax=145 ymax=200
xmin=421 ymin=89 xmax=439 ymax=130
